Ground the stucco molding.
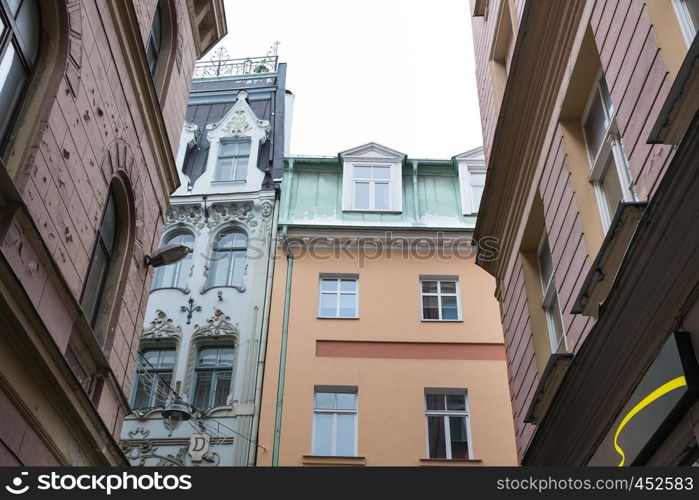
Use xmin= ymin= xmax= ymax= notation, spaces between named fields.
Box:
xmin=191 ymin=308 xmax=240 ymax=341
xmin=206 ymin=91 xmax=271 ymax=141
xmin=141 ymin=310 xmax=183 ymax=341
xmin=164 ymin=204 xmax=206 ymax=233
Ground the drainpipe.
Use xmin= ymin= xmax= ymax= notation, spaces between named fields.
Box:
xmin=247 ymin=197 xmax=280 ymax=466
xmin=271 ymin=241 xmax=294 ymax=466
xmin=412 ymin=160 xmax=420 ymax=223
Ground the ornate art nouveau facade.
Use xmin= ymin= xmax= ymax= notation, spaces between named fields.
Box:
xmin=119 ymin=57 xmax=292 ymax=466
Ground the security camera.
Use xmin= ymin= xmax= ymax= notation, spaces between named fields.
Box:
xmin=145 ymin=244 xmax=190 ymax=268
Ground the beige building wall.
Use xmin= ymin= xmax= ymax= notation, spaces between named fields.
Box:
xmin=256 ymin=247 xmax=517 ymax=466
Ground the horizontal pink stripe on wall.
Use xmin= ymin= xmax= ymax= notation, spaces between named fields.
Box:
xmin=316 ymin=340 xmax=506 ymax=361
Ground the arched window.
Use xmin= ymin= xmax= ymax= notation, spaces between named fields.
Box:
xmin=81 ymin=192 xmax=118 ymax=333
xmin=152 ymin=231 xmax=194 ymax=290
xmin=146 ymin=3 xmax=162 ymax=76
xmin=209 ymin=229 xmax=247 ymax=287
xmin=0 ymin=0 xmax=40 ymax=149
xmin=192 ymin=346 xmax=234 ymax=409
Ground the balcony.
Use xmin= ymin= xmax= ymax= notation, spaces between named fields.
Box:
xmin=193 ymin=52 xmax=279 ymax=79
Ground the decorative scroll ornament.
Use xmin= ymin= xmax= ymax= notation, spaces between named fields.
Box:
xmin=222 ymin=109 xmax=252 ymax=137
xmin=142 ymin=310 xmax=182 ymax=340
xmin=164 ymin=205 xmax=206 ymax=230
xmin=192 ymin=309 xmax=239 ymax=341
xmin=206 ymin=90 xmax=271 ymax=140
xmin=206 ymin=202 xmax=256 ymax=229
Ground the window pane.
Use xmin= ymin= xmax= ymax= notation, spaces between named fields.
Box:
xmin=197 ymin=348 xmax=218 ymax=367
xmin=320 ymin=292 xmax=338 ymax=316
xmin=353 ymin=166 xmax=371 ymax=179
xmin=336 ymin=392 xmax=356 ymax=410
xmin=132 ymin=373 xmax=152 ymax=408
xmin=216 ymin=158 xmax=233 ymax=180
xmin=422 ymin=296 xmax=440 ymax=320
xmin=0 ymin=44 xmax=27 ymax=141
xmin=175 ymin=252 xmax=192 ymax=289
xmin=155 ymin=373 xmax=172 ymax=407
xmin=372 ymin=166 xmax=391 ymax=180
xmin=449 ymin=417 xmax=470 ymax=459
xmin=441 ymin=296 xmax=459 ymax=320
xmin=446 ymin=394 xmax=466 ymax=411
xmin=230 ymin=251 xmax=245 ymax=286
xmin=81 ymin=243 xmax=108 ymax=328
xmin=354 ymin=182 xmax=370 ymax=209
xmin=236 ymin=141 xmax=251 ymax=155
xmin=315 ymin=392 xmax=336 ymax=409
xmin=427 ymin=416 xmax=447 ymax=459
xmin=339 ymin=293 xmax=356 ymax=318
xmin=213 ymin=370 xmax=232 ymax=407
xmin=16 ymin=0 xmax=40 ymax=62
xmin=336 ymin=414 xmax=355 ymax=456
xmin=549 ymin=294 xmax=567 ymax=354
xmin=193 ymin=371 xmax=213 ymax=409
xmin=7 ymin=0 xmax=21 ymax=15
xmin=154 ymin=260 xmax=176 ymax=288
xmin=440 ymin=281 xmax=457 ymax=294
xmin=218 ymin=347 xmax=235 ymax=367
xmin=421 ymin=281 xmax=438 ymax=293
xmin=339 ymin=279 xmax=356 ymax=292
xmin=537 ymin=236 xmax=553 ymax=291
xmin=313 ymin=413 xmax=333 ymax=455
xmin=157 ymin=350 xmax=176 ymax=369
xmin=583 ymin=91 xmax=607 ymax=162
xmin=210 ymin=250 xmax=230 ymax=286
xmin=688 ymin=0 xmax=699 ymax=33
xmin=374 ymin=182 xmax=390 ymax=210
xmin=601 ymin=155 xmax=623 ymax=221
xmin=321 ymin=278 xmax=338 ymax=292
xmin=233 ymin=157 xmax=248 ymax=180
xmin=471 ymin=184 xmax=484 ymax=213
xmin=100 ymin=194 xmax=117 ymax=254
xmin=320 ymin=293 xmax=337 ymax=317
xmin=426 ymin=394 xmax=445 ymax=411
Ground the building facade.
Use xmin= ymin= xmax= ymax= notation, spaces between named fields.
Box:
xmin=119 ymin=54 xmax=293 ymax=466
xmin=470 ymin=0 xmax=699 ymax=465
xmin=256 ymin=143 xmax=518 ymax=466
xmin=0 ymin=0 xmax=225 ymax=465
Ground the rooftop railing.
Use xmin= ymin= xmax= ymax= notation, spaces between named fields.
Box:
xmin=193 ymin=54 xmax=279 ymax=79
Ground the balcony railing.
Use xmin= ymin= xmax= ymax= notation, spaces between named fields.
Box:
xmin=193 ymin=55 xmax=279 ymax=79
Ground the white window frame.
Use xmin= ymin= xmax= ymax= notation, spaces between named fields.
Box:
xmin=419 ymin=276 xmax=462 ymax=321
xmin=317 ymin=275 xmax=359 ymax=319
xmin=465 ymin=167 xmax=486 ymax=214
xmin=131 ymin=348 xmax=176 ymax=409
xmin=537 ymin=234 xmax=568 ymax=354
xmin=342 ymin=162 xmax=402 ymax=212
xmin=152 ymin=230 xmax=194 ymax=290
xmin=582 ymin=71 xmax=636 ymax=231
xmin=673 ymin=0 xmax=699 ymax=45
xmin=214 ymin=139 xmax=250 ymax=182
xmin=311 ymin=387 xmax=358 ymax=457
xmin=424 ymin=390 xmax=473 ymax=460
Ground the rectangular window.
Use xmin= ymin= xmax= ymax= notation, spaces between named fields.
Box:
xmin=582 ymin=72 xmax=635 ymax=231
xmin=674 ymin=0 xmax=699 ymax=44
xmin=215 ymin=141 xmax=250 ymax=181
xmin=318 ymin=276 xmax=358 ymax=318
xmin=312 ymin=388 xmax=357 ymax=456
xmin=468 ymin=169 xmax=486 ymax=213
xmin=537 ymin=234 xmax=567 ymax=354
xmin=425 ymin=391 xmax=471 ymax=460
xmin=420 ymin=277 xmax=461 ymax=321
xmin=132 ymin=349 xmax=176 ymax=409
xmin=352 ymin=165 xmax=392 ymax=210
xmin=192 ymin=346 xmax=234 ymax=409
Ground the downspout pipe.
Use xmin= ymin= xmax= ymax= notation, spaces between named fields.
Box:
xmin=247 ymin=196 xmax=280 ymax=466
xmin=271 ymin=241 xmax=293 ymax=466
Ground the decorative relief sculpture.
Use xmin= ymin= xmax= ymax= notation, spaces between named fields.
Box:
xmin=142 ymin=310 xmax=182 ymax=340
xmin=164 ymin=205 xmax=206 ymax=230
xmin=192 ymin=309 xmax=240 ymax=340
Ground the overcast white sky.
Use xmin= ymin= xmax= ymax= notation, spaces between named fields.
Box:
xmin=213 ymin=0 xmax=482 ymax=158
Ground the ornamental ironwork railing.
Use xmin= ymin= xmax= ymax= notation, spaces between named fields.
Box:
xmin=193 ymin=55 xmax=279 ymax=79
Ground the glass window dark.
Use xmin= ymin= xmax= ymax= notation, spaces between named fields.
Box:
xmin=192 ymin=346 xmax=234 ymax=409
xmin=146 ymin=4 xmax=161 ymax=76
xmin=81 ymin=193 xmax=117 ymax=340
xmin=209 ymin=230 xmax=247 ymax=287
xmin=0 ymin=0 xmax=40 ymax=152
xmin=132 ymin=349 xmax=176 ymax=409
xmin=425 ymin=392 xmax=470 ymax=460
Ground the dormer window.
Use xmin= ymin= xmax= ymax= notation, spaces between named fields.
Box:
xmin=351 ymin=164 xmax=392 ymax=210
xmin=340 ymin=143 xmax=405 ymax=212
xmin=215 ymin=140 xmax=250 ymax=182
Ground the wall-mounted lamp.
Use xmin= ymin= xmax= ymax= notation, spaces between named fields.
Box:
xmin=145 ymin=244 xmax=190 ymax=268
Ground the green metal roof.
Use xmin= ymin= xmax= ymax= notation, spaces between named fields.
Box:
xmin=279 ymin=157 xmax=476 ymax=230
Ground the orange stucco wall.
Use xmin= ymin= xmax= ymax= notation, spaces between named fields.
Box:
xmin=256 ymin=247 xmax=518 ymax=466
